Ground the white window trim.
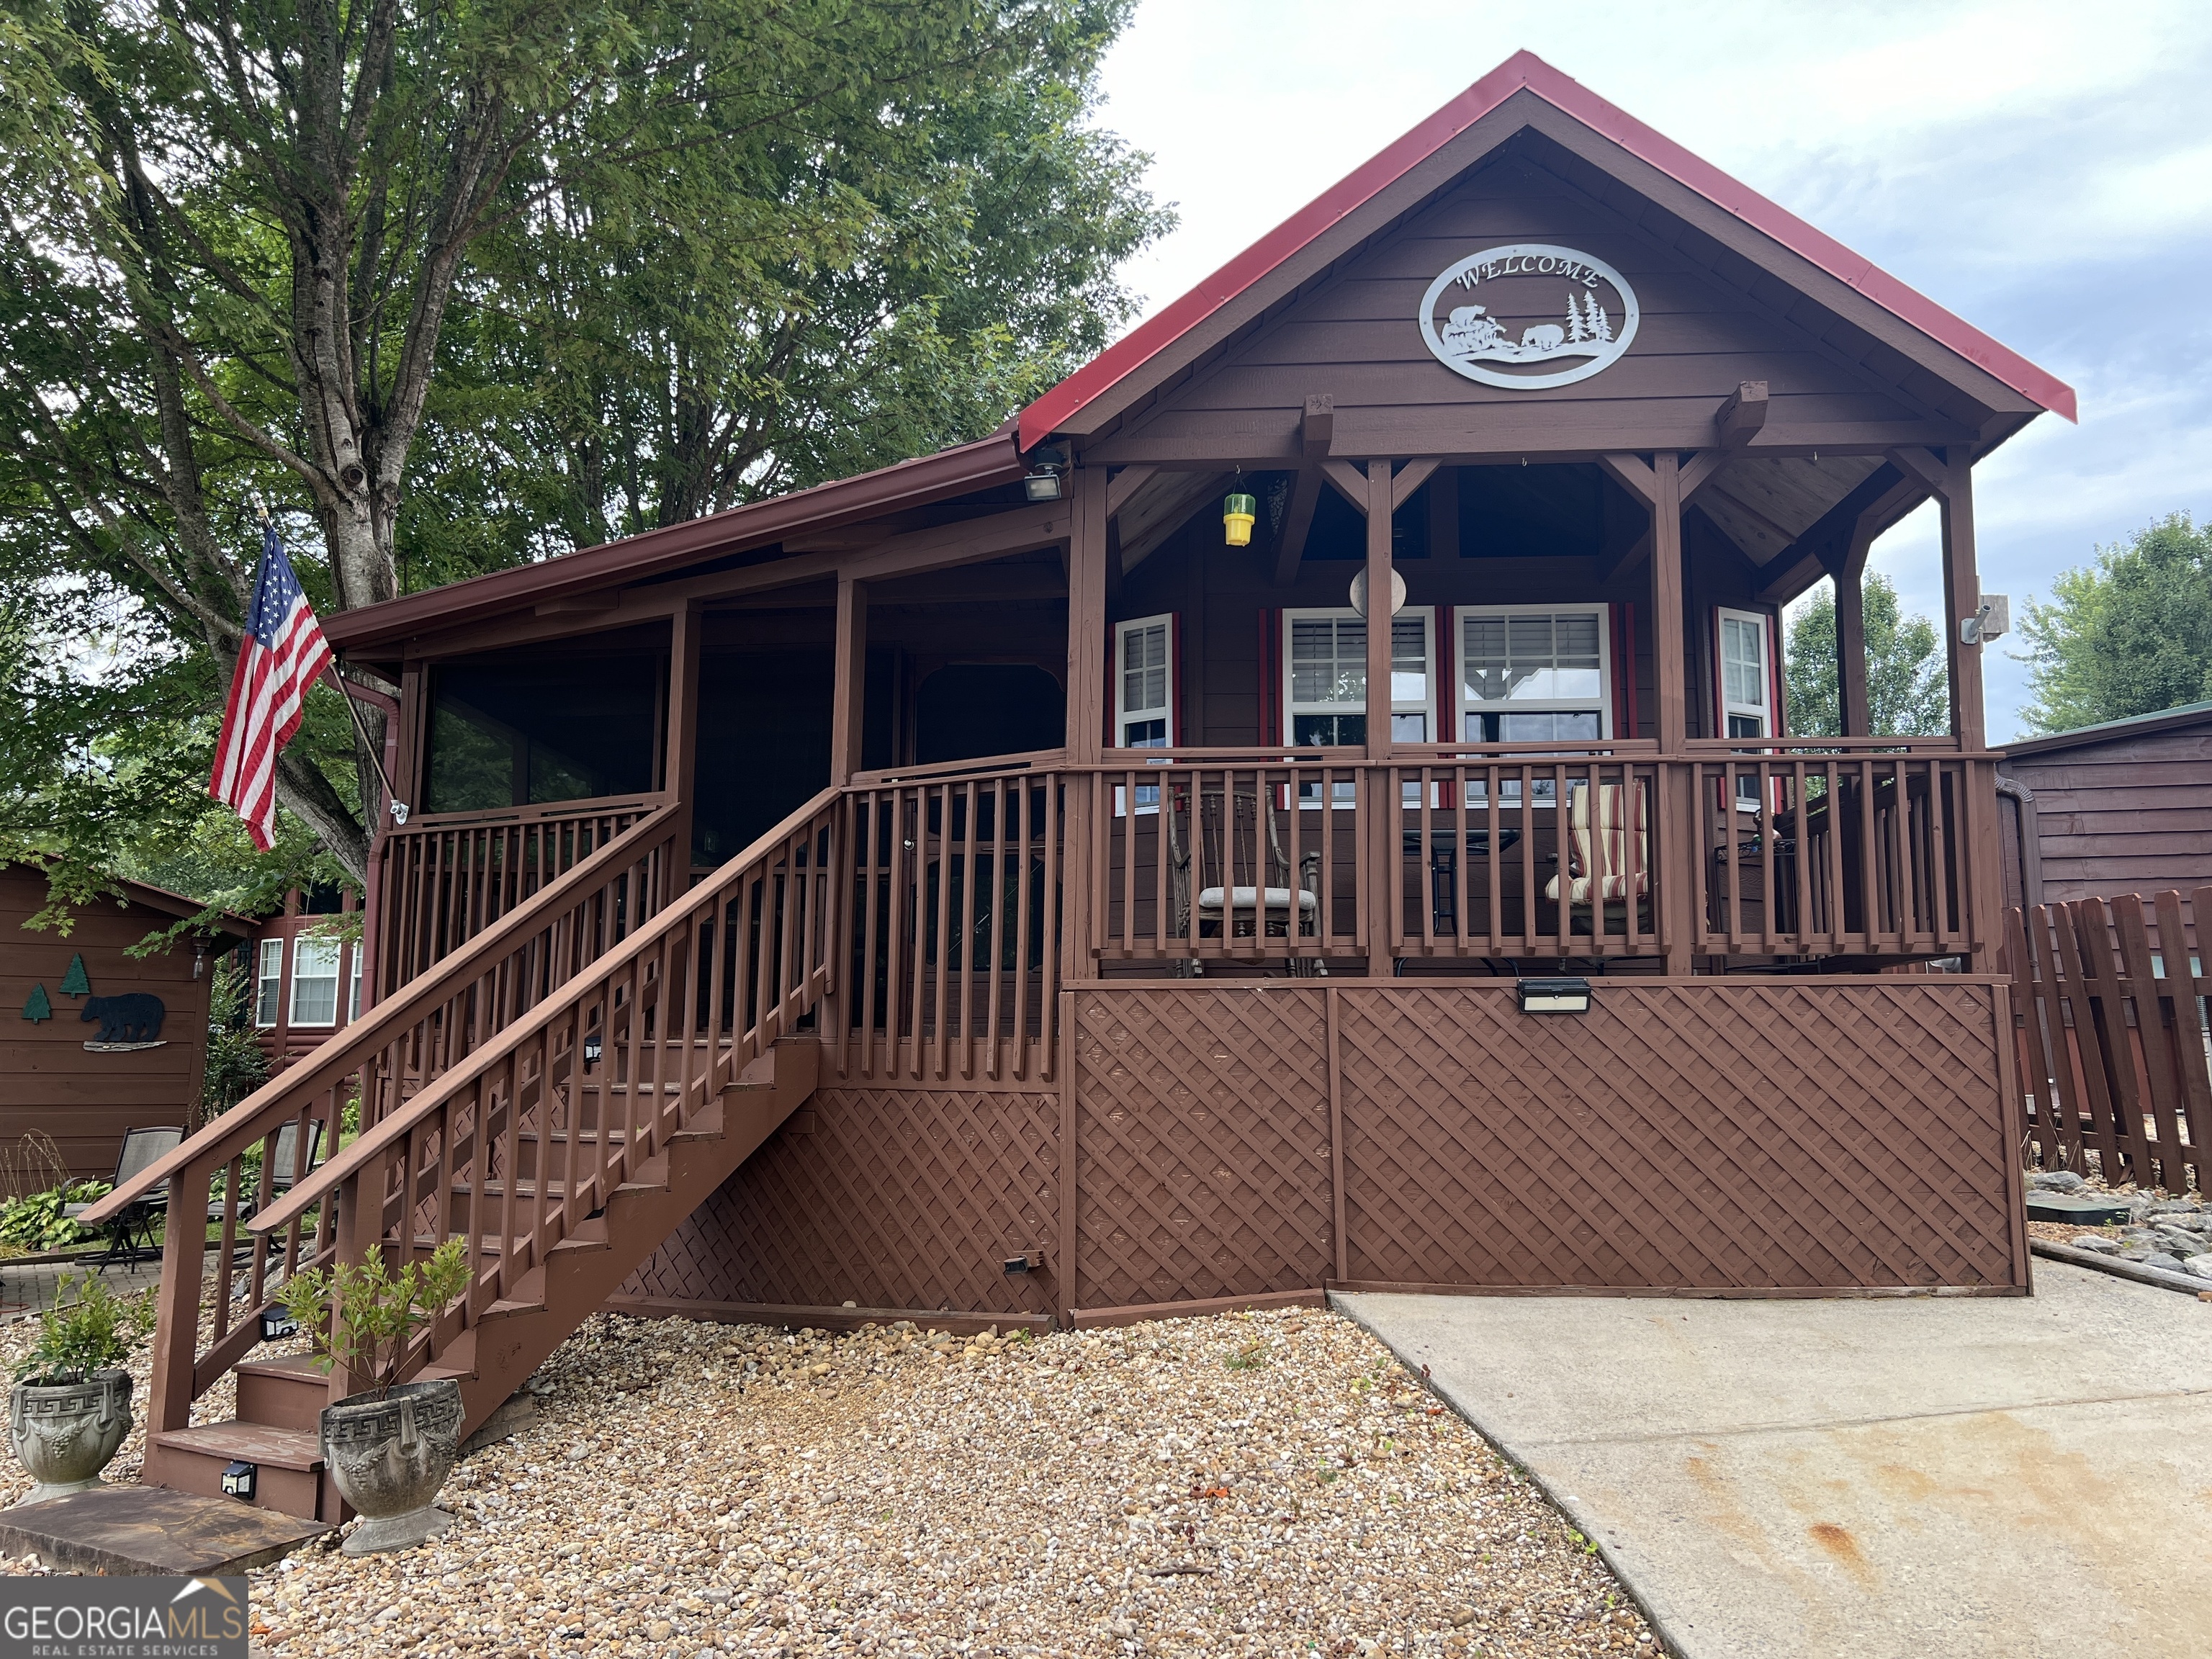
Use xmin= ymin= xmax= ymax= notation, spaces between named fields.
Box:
xmin=1112 ymin=613 xmax=1177 ymax=749
xmin=1715 ymin=606 xmax=1776 ymax=739
xmin=254 ymin=938 xmax=284 ymax=1029
xmin=289 ymin=935 xmax=342 ymax=1028
xmin=1452 ymin=603 xmax=1614 ymax=742
xmin=348 ymin=945 xmax=364 ymax=1024
xmin=1280 ymin=607 xmax=1435 ymax=743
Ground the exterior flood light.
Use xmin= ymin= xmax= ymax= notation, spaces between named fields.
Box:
xmin=1022 ymin=444 xmax=1067 ymax=502
xmin=221 ymin=1460 xmax=257 ymax=1501
xmin=1223 ymin=491 xmax=1256 ymax=546
xmin=1517 ymin=976 xmax=1592 ymax=1014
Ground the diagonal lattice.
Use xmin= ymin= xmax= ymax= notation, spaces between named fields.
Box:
xmin=621 ymin=1087 xmax=1061 ymax=1318
xmin=1071 ymin=989 xmax=1334 ymax=1307
xmin=1333 ymin=983 xmax=2020 ymax=1290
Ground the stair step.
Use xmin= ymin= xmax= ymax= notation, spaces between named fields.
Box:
xmin=155 ymin=1421 xmax=323 ymax=1473
xmin=233 ymin=1354 xmax=329 ymax=1434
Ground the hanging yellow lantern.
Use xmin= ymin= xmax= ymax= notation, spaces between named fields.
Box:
xmin=1223 ymin=490 xmax=1256 ymax=547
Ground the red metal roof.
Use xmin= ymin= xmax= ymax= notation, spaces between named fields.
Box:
xmin=1017 ymin=50 xmax=2077 ymax=449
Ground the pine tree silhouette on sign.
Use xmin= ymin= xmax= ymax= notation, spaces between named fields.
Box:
xmin=22 ymin=984 xmax=51 ymax=1022
xmin=60 ymin=954 xmax=89 ymax=996
xmin=1565 ymin=295 xmax=1588 ymax=343
xmin=1586 ymin=294 xmax=1613 ymax=343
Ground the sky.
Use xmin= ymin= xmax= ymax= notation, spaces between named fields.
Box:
xmin=1091 ymin=0 xmax=2212 ymax=740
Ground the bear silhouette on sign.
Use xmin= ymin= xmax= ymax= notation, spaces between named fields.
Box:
xmin=81 ymin=993 xmax=166 ymax=1044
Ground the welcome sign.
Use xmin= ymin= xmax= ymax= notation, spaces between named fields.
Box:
xmin=1418 ymin=243 xmax=1640 ymax=390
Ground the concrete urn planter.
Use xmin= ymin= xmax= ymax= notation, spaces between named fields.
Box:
xmin=322 ymin=1378 xmax=464 ymax=1555
xmin=9 ymin=1370 xmax=133 ymax=1506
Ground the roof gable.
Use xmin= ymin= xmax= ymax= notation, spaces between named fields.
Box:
xmin=1020 ymin=51 xmax=2074 ymax=450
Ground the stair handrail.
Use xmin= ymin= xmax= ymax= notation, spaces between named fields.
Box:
xmin=248 ymin=783 xmax=845 ymax=1245
xmin=78 ymin=803 xmax=679 ymax=1228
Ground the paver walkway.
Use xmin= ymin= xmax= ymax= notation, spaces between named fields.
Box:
xmin=1341 ymin=1264 xmax=2212 ymax=1659
xmin=1 ymin=1253 xmax=162 ymax=1318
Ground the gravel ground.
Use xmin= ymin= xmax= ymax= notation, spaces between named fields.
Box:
xmin=5 ymin=1304 xmax=1658 ymax=1658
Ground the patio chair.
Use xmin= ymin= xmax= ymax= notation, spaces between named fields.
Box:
xmin=1544 ymin=781 xmax=1650 ymax=935
xmin=1166 ymin=783 xmax=1325 ymax=977
xmin=64 ymin=1125 xmax=183 ymax=1270
xmin=228 ymin=1118 xmax=325 ymax=1226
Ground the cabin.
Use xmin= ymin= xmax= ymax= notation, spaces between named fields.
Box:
xmin=1998 ymin=701 xmax=2212 ymax=918
xmin=240 ymin=885 xmax=367 ymax=1070
xmin=1 ymin=864 xmax=250 ymax=1183
xmin=91 ymin=53 xmax=2076 ymax=1522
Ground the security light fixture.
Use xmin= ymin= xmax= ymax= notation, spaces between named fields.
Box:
xmin=221 ymin=1460 xmax=257 ymax=1501
xmin=1517 ymin=976 xmax=1592 ymax=1015
xmin=1022 ymin=444 xmax=1068 ymax=502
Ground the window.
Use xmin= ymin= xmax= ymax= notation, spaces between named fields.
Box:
xmin=349 ymin=946 xmax=364 ymax=1024
xmin=1282 ymin=611 xmax=1433 ymax=747
xmin=290 ymin=936 xmax=341 ymax=1028
xmin=254 ymin=939 xmax=283 ymax=1028
xmin=1112 ymin=614 xmax=1177 ymax=812
xmin=1717 ymin=608 xmax=1776 ymax=809
xmin=1457 ymin=606 xmax=1610 ymax=743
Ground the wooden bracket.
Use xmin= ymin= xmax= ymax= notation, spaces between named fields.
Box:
xmin=1597 ymin=529 xmax=1652 ymax=584
xmin=1272 ymin=397 xmax=1336 ymax=585
xmin=1885 ymin=445 xmax=1956 ymax=498
xmin=1677 ymin=449 xmax=1728 ymax=508
xmin=1390 ymin=459 xmax=1441 ymax=513
xmin=1596 ymin=452 xmax=1658 ymax=508
xmin=1321 ymin=458 xmax=1369 ymax=513
xmin=1716 ymin=381 xmax=1769 ymax=447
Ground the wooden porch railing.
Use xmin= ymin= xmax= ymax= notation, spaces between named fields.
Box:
xmin=373 ymin=793 xmax=670 ymax=997
xmin=247 ymin=786 xmax=843 ymax=1391
xmin=77 ymin=806 xmax=680 ymax=1441
xmin=2008 ymin=887 xmax=2211 ymax=1197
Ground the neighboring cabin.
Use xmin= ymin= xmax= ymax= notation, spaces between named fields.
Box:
xmin=240 ymin=885 xmax=366 ymax=1071
xmin=1 ymin=864 xmax=251 ymax=1183
xmin=1998 ymin=701 xmax=2212 ymax=940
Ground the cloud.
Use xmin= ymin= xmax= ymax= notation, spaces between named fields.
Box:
xmin=1097 ymin=1 xmax=2208 ymax=739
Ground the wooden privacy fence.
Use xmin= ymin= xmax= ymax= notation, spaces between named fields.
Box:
xmin=2007 ymin=889 xmax=2211 ymax=1197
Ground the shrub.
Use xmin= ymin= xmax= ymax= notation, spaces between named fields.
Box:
xmin=279 ymin=1238 xmax=472 ymax=1400
xmin=14 ymin=1273 xmax=154 ymax=1386
xmin=0 ymin=1180 xmax=111 ymax=1253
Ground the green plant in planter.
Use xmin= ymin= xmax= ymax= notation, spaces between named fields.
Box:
xmin=279 ymin=1238 xmax=472 ymax=1401
xmin=14 ymin=1274 xmax=153 ymax=1387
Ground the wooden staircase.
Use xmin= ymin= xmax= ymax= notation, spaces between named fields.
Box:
xmin=81 ymin=788 xmax=845 ymax=1524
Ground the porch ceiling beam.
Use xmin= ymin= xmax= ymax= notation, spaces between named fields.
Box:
xmin=1676 ymin=449 xmax=1729 ymax=507
xmin=1106 ymin=465 xmax=1159 ymax=519
xmin=1089 ymin=424 xmax=1973 ymax=468
xmin=1271 ymin=395 xmax=1336 ymax=586
xmin=1715 ymin=380 xmax=1771 ymax=447
xmin=1391 ymin=458 xmax=1442 ymax=512
xmin=1751 ymin=462 xmax=1923 ymax=605
xmin=1700 ymin=480 xmax=1802 ymax=550
xmin=1886 ymin=444 xmax=1966 ymax=502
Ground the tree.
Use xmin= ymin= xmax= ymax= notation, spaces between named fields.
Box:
xmin=1784 ymin=572 xmax=1948 ymax=737
xmin=0 ymin=0 xmax=1165 ymax=910
xmin=2016 ymin=512 xmax=2212 ymax=734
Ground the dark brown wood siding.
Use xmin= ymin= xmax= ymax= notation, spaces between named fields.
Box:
xmin=2002 ymin=718 xmax=2212 ymax=907
xmin=1 ymin=866 xmax=220 ymax=1182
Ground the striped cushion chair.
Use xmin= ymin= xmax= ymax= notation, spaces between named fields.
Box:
xmin=1544 ymin=781 xmax=1649 ymax=915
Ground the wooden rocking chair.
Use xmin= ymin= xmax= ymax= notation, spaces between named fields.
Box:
xmin=1166 ymin=784 xmax=1325 ymax=977
xmin=1543 ymin=781 xmax=1650 ymax=936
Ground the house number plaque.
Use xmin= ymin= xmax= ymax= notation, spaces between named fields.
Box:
xmin=1418 ymin=243 xmax=1640 ymax=390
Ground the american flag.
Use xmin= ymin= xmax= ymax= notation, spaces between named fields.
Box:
xmin=208 ymin=518 xmax=334 ymax=850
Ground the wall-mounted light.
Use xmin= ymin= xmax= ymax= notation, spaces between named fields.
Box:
xmin=1002 ymin=1250 xmax=1044 ymax=1276
xmin=260 ymin=1306 xmax=299 ymax=1343
xmin=1223 ymin=491 xmax=1256 ymax=547
xmin=221 ymin=1460 xmax=257 ymax=1501
xmin=1517 ymin=976 xmax=1592 ymax=1015
xmin=583 ymin=1030 xmax=603 ymax=1067
xmin=1022 ymin=444 xmax=1067 ymax=502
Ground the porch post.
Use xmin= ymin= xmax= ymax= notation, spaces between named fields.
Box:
xmin=1364 ymin=460 xmax=1395 ymax=974
xmin=1834 ymin=557 xmax=1871 ymax=738
xmin=1937 ymin=454 xmax=1987 ymax=752
xmin=830 ymin=574 xmax=868 ymax=786
xmin=1650 ymin=453 xmax=1696 ymax=974
xmin=1063 ymin=464 xmax=1109 ymax=983
xmin=665 ymin=601 xmax=704 ymax=889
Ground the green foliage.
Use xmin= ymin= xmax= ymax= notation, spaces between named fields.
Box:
xmin=0 ymin=1180 xmax=110 ymax=1253
xmin=1784 ymin=574 xmax=1949 ymax=737
xmin=14 ymin=1272 xmax=153 ymax=1385
xmin=279 ymin=1238 xmax=473 ymax=1399
xmin=2017 ymin=513 xmax=2212 ymax=734
xmin=200 ymin=954 xmax=269 ymax=1129
xmin=0 ymin=0 xmax=1166 ymax=912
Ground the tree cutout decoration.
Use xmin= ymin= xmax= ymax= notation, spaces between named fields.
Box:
xmin=22 ymin=984 xmax=51 ymax=1022
xmin=59 ymin=954 xmax=89 ymax=997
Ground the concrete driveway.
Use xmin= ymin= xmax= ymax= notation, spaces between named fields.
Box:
xmin=1339 ymin=1264 xmax=2212 ymax=1659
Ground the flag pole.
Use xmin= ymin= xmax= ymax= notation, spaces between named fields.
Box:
xmin=253 ymin=493 xmax=409 ymax=826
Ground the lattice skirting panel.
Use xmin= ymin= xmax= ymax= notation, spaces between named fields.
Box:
xmin=1334 ymin=983 xmax=2026 ymax=1291
xmin=624 ymin=979 xmax=2026 ymax=1321
xmin=619 ymin=1087 xmax=1062 ymax=1320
